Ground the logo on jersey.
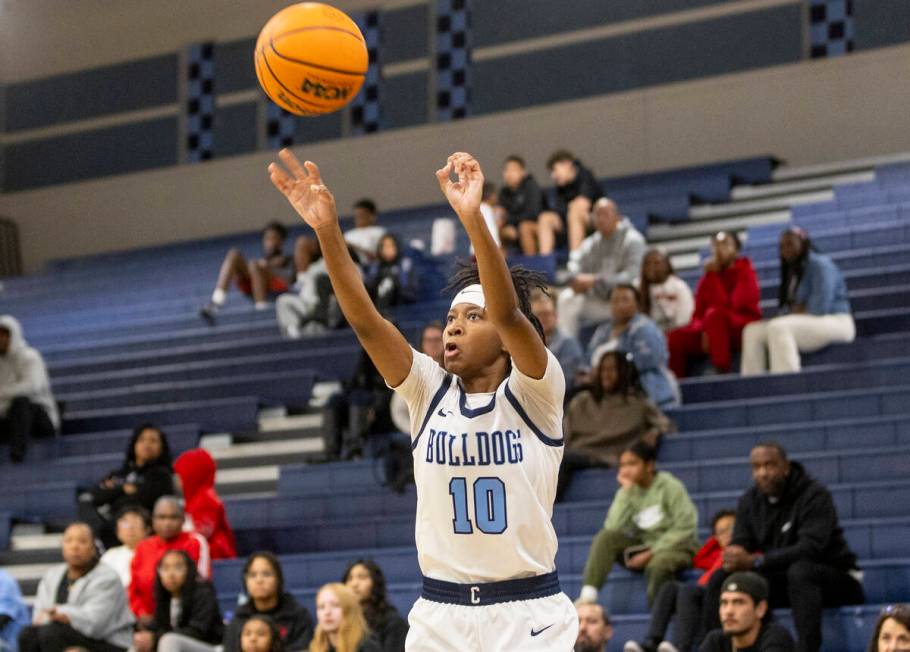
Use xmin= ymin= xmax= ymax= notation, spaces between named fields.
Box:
xmin=530 ymin=624 xmax=554 ymax=636
xmin=424 ymin=429 xmax=524 ymax=466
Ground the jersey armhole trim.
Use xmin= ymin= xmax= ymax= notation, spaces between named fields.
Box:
xmin=411 ymin=373 xmax=453 ymax=451
xmin=503 ymin=382 xmax=563 ymax=447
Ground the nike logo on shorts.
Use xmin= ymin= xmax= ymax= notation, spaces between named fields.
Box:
xmin=530 ymin=624 xmax=554 ymax=637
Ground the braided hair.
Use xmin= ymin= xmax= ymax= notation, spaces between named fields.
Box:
xmin=443 ymin=260 xmax=548 ymax=343
xmin=590 ymin=350 xmax=646 ymax=403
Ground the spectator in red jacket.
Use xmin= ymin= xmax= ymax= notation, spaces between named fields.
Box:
xmin=668 ymin=232 xmax=761 ymax=376
xmin=174 ymin=449 xmax=237 ymax=560
xmin=129 ymin=496 xmax=210 ymax=620
xmin=624 ymin=510 xmax=736 ymax=652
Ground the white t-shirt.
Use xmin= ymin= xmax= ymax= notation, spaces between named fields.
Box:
xmin=344 ymin=225 xmax=386 ymax=258
xmin=392 ymin=348 xmax=565 ymax=583
xmin=643 ymin=275 xmax=695 ymax=331
xmin=99 ymin=545 xmax=135 ymax=587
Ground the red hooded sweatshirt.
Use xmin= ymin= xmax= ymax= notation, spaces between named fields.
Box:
xmin=129 ymin=530 xmax=209 ymax=617
xmin=693 ymin=536 xmax=724 ymax=586
xmin=174 ymin=449 xmax=237 ymax=561
xmin=692 ymin=257 xmax=762 ymax=326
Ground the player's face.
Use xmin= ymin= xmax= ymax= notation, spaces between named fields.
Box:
xmin=262 ymin=228 xmax=284 ymax=255
xmin=443 ymin=303 xmax=504 ymax=377
xmin=62 ymin=524 xmax=95 ymax=569
xmin=550 ymin=160 xmax=576 ymax=186
xmin=116 ymin=512 xmax=149 ymax=549
xmin=240 ymin=619 xmax=273 ymax=652
xmin=502 ymin=161 xmax=525 ymax=189
xmin=575 ymin=604 xmax=612 ymax=649
xmin=878 ymin=617 xmax=910 ymax=652
xmin=134 ymin=428 xmax=163 ymax=466
xmin=345 ymin=564 xmax=373 ymax=602
xmin=316 ymin=588 xmax=343 ymax=633
xmin=245 ymin=557 xmax=279 ymax=602
xmin=713 ymin=514 xmax=735 ymax=549
xmin=158 ymin=551 xmax=189 ymax=594
xmin=643 ymin=251 xmax=671 ymax=284
xmin=720 ymin=592 xmax=764 ymax=637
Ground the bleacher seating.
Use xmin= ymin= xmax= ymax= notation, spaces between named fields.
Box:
xmin=2 ymin=153 xmax=909 ymax=652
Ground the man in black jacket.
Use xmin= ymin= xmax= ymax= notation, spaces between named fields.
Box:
xmin=701 ymin=442 xmax=863 ymax=652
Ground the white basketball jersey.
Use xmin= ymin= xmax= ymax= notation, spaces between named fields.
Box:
xmin=393 ymin=348 xmax=565 ymax=583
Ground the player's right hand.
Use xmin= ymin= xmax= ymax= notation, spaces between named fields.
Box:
xmin=268 ymin=149 xmax=338 ymax=232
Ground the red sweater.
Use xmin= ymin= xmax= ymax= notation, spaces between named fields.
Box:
xmin=692 ymin=257 xmax=762 ymax=325
xmin=174 ymin=449 xmax=237 ymax=560
xmin=128 ymin=531 xmax=210 ymax=617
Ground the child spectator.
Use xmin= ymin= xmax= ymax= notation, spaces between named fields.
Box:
xmin=623 ymin=509 xmax=736 ymax=652
xmin=0 ymin=567 xmax=29 ymax=651
xmin=497 ymin=155 xmax=546 ymax=254
xmin=309 ymin=584 xmax=381 ymax=652
xmin=559 ymin=351 xmax=674 ymax=501
xmin=741 ymin=227 xmax=855 ymax=374
xmin=557 ymin=199 xmax=646 ymax=338
xmin=530 ymin=290 xmax=584 ymax=395
xmin=537 ymin=150 xmax=604 ymax=253
xmin=868 ymin=605 xmax=910 ymax=652
xmin=578 ymin=442 xmax=699 ymax=607
xmin=364 ymin=235 xmax=418 ymax=313
xmin=586 ymin=285 xmax=680 ymax=409
xmin=201 ymin=222 xmax=294 ymax=323
xmin=240 ymin=616 xmax=286 ymax=652
xmin=77 ymin=423 xmax=174 ymax=549
xmin=18 ymin=523 xmax=134 ymax=652
xmin=668 ymin=232 xmax=761 ymax=377
xmin=130 ymin=497 xmax=210 ymax=621
xmin=638 ymin=249 xmax=695 ymax=332
xmin=342 ymin=560 xmax=408 ymax=652
xmin=100 ymin=506 xmax=151 ymax=588
xmin=131 ymin=550 xmax=222 ymax=652
xmin=223 ymin=552 xmax=314 ymax=652
xmin=174 ymin=448 xmax=237 ymax=560
xmin=0 ymin=315 xmax=59 ymax=464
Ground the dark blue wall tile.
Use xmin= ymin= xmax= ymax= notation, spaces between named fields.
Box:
xmin=383 ymin=4 xmax=430 ymax=62
xmin=5 ymin=56 xmax=177 ymax=132
xmin=473 ymin=5 xmax=803 ymax=115
xmin=213 ymin=102 xmax=258 ymax=158
xmin=216 ymin=38 xmax=258 ymax=94
xmin=3 ymin=118 xmax=177 ymax=191
xmin=473 ymin=0 xmax=728 ymax=48
xmin=853 ymin=0 xmax=910 ymax=50
xmin=383 ymin=72 xmax=428 ymax=129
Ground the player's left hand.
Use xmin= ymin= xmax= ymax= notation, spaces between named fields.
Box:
xmin=436 ymin=152 xmax=484 ymax=218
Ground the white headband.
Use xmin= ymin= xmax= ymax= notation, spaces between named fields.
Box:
xmin=450 ymin=284 xmax=486 ymax=310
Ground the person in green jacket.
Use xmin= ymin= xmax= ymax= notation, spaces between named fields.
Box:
xmin=578 ymin=441 xmax=699 ymax=606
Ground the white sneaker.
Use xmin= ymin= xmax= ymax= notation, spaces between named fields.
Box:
xmin=623 ymin=642 xmax=646 ymax=652
xmin=657 ymin=642 xmax=680 ymax=652
xmin=576 ymin=585 xmax=598 ymax=604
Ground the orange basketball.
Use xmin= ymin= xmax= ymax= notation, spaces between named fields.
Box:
xmin=254 ymin=2 xmax=368 ymax=116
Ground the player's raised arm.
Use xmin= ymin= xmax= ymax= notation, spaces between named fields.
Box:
xmin=268 ymin=149 xmax=412 ymax=386
xmin=436 ymin=152 xmax=548 ymax=379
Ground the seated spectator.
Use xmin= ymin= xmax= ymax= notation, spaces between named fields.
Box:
xmin=77 ymin=423 xmax=174 ymax=549
xmin=698 ymin=573 xmax=795 ymax=652
xmin=559 ymin=351 xmax=673 ymax=501
xmin=310 ymin=584 xmax=380 ymax=652
xmin=0 ymin=567 xmax=29 ymax=651
xmin=668 ymin=232 xmax=761 ymax=377
xmin=624 ymin=509 xmax=736 ymax=652
xmin=702 ymin=442 xmax=864 ymax=652
xmin=557 ymin=200 xmax=646 ymax=338
xmin=741 ymin=227 xmax=855 ymax=375
xmin=0 ymin=315 xmax=59 ymax=464
xmin=223 ymin=552 xmax=314 ymax=652
xmin=578 ymin=442 xmax=698 ymax=607
xmin=536 ymin=150 xmax=605 ymax=253
xmin=130 ymin=497 xmax=210 ymax=621
xmin=18 ymin=523 xmax=134 ymax=652
xmin=390 ymin=322 xmax=444 ymax=435
xmin=364 ymin=234 xmax=418 ymax=313
xmin=586 ymin=284 xmax=680 ymax=409
xmin=200 ymin=222 xmax=295 ymax=323
xmin=530 ymin=290 xmax=584 ymax=395
xmin=99 ymin=506 xmax=151 ymax=588
xmin=868 ymin=605 xmax=910 ymax=652
xmin=575 ymin=603 xmax=613 ymax=652
xmin=343 ymin=559 xmax=407 ymax=652
xmin=341 ymin=199 xmax=386 ymax=266
xmin=174 ymin=448 xmax=237 ymax=560
xmin=239 ymin=615 xmax=285 ymax=652
xmin=638 ymin=248 xmax=695 ymax=332
xmin=132 ymin=550 xmax=223 ymax=652
xmin=496 ymin=155 xmax=546 ymax=254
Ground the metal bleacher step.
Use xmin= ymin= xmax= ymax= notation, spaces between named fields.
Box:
xmin=730 ymin=170 xmax=875 ymax=201
xmin=688 ymin=189 xmax=833 ymax=220
xmin=647 ymin=209 xmax=790 ymax=242
xmin=771 ymin=150 xmax=910 ymax=182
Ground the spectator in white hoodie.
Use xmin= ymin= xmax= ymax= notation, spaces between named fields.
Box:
xmin=637 ymin=248 xmax=695 ymax=332
xmin=0 ymin=316 xmax=59 ymax=463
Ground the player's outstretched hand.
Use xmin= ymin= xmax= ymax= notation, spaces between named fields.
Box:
xmin=269 ymin=149 xmax=338 ymax=231
xmin=436 ymin=152 xmax=484 ymax=219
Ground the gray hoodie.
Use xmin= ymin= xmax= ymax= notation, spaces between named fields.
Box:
xmin=0 ymin=315 xmax=60 ymax=429
xmin=32 ymin=562 xmax=134 ymax=649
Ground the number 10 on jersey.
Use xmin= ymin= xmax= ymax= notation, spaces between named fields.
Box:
xmin=449 ymin=477 xmax=508 ymax=534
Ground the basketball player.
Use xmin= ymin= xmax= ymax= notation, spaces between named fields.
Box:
xmin=268 ymin=150 xmax=578 ymax=651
